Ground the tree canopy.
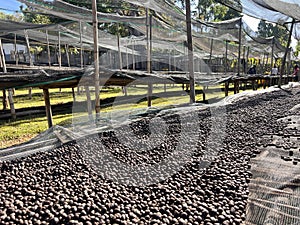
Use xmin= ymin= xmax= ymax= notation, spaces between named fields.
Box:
xmin=256 ymin=19 xmax=289 ymax=47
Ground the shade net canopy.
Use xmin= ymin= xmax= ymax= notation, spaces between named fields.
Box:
xmin=216 ymin=0 xmax=300 ymax=40
xmin=10 ymin=0 xmax=290 ymax=76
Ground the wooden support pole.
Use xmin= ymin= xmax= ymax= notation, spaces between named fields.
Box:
xmin=79 ymin=21 xmax=84 ymax=69
xmin=168 ymin=51 xmax=171 ymax=71
xmin=132 ymin=40 xmax=135 ymax=70
xmin=202 ymin=87 xmax=206 ymax=102
xmin=72 ymin=87 xmax=76 ymax=102
xmin=14 ymin=33 xmax=18 ymax=65
xmin=65 ymin=44 xmax=70 ymax=67
xmin=237 ymin=18 xmax=242 ymax=76
xmin=45 ymin=30 xmax=51 ymax=67
xmin=270 ymin=37 xmax=275 ymax=69
xmin=2 ymin=90 xmax=7 ymax=110
xmin=224 ymin=81 xmax=229 ymax=97
xmin=8 ymin=89 xmax=16 ymax=120
xmin=225 ymin=40 xmax=228 ymax=74
xmin=126 ymin=39 xmax=129 ymax=70
xmin=0 ymin=39 xmax=6 ymax=72
xmin=43 ymin=89 xmax=53 ymax=128
xmin=246 ymin=46 xmax=250 ymax=74
xmin=209 ymin=38 xmax=213 ymax=70
xmin=0 ymin=39 xmax=16 ymax=119
xmin=146 ymin=8 xmax=152 ymax=107
xmin=28 ymin=87 xmax=32 ymax=99
xmin=58 ymin=30 xmax=62 ymax=68
xmin=24 ymin=30 xmax=33 ymax=66
xmin=117 ymin=25 xmax=122 ymax=70
xmin=92 ymin=0 xmax=100 ymax=121
xmin=243 ymin=45 xmax=246 ymax=74
xmin=85 ymin=86 xmax=93 ymax=121
xmin=279 ymin=19 xmax=294 ymax=87
xmin=186 ymin=0 xmax=195 ymax=103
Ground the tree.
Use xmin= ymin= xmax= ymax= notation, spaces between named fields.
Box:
xmin=0 ymin=11 xmax=23 ymax=22
xmin=256 ymin=19 xmax=288 ymax=47
xmin=294 ymin=40 xmax=300 ymax=58
xmin=174 ymin=0 xmax=240 ymax=21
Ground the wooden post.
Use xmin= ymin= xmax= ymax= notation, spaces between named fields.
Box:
xmin=262 ymin=53 xmax=266 ymax=74
xmin=270 ymin=37 xmax=275 ymax=70
xmin=126 ymin=39 xmax=129 ymax=70
xmin=79 ymin=21 xmax=84 ymax=68
xmin=209 ymin=38 xmax=213 ymax=70
xmin=24 ymin=30 xmax=33 ymax=66
xmin=279 ymin=19 xmax=294 ymax=87
xmin=237 ymin=18 xmax=242 ymax=76
xmin=46 ymin=30 xmax=51 ymax=67
xmin=65 ymin=44 xmax=70 ymax=67
xmin=225 ymin=40 xmax=228 ymax=74
xmin=186 ymin=0 xmax=195 ymax=103
xmin=14 ymin=33 xmax=18 ymax=65
xmin=243 ymin=45 xmax=246 ymax=74
xmin=168 ymin=51 xmax=171 ymax=71
xmin=72 ymin=88 xmax=76 ymax=102
xmin=117 ymin=25 xmax=122 ymax=70
xmin=246 ymin=46 xmax=250 ymax=74
xmin=224 ymin=81 xmax=229 ymax=96
xmin=0 ymin=39 xmax=6 ymax=72
xmin=146 ymin=8 xmax=152 ymax=107
xmin=132 ymin=39 xmax=135 ymax=70
xmin=2 ymin=90 xmax=7 ymax=110
xmin=43 ymin=89 xmax=53 ymax=128
xmin=85 ymin=86 xmax=93 ymax=121
xmin=28 ymin=87 xmax=32 ymax=99
xmin=265 ymin=53 xmax=269 ymax=74
xmin=0 ymin=39 xmax=16 ymax=119
xmin=92 ymin=0 xmax=100 ymax=120
xmin=58 ymin=30 xmax=62 ymax=68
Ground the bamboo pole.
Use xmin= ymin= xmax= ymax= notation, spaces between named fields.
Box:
xmin=24 ymin=30 xmax=33 ymax=66
xmin=186 ymin=0 xmax=195 ymax=103
xmin=43 ymin=89 xmax=53 ymax=128
xmin=279 ymin=19 xmax=295 ymax=87
xmin=46 ymin=30 xmax=51 ymax=67
xmin=92 ymin=0 xmax=100 ymax=120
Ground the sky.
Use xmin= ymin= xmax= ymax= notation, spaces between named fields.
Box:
xmin=0 ymin=0 xmax=24 ymax=14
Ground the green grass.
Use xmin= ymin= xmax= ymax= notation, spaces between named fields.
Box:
xmin=0 ymin=83 xmax=236 ymax=149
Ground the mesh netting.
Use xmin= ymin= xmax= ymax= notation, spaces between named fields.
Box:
xmin=11 ymin=0 xmax=291 ymax=74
